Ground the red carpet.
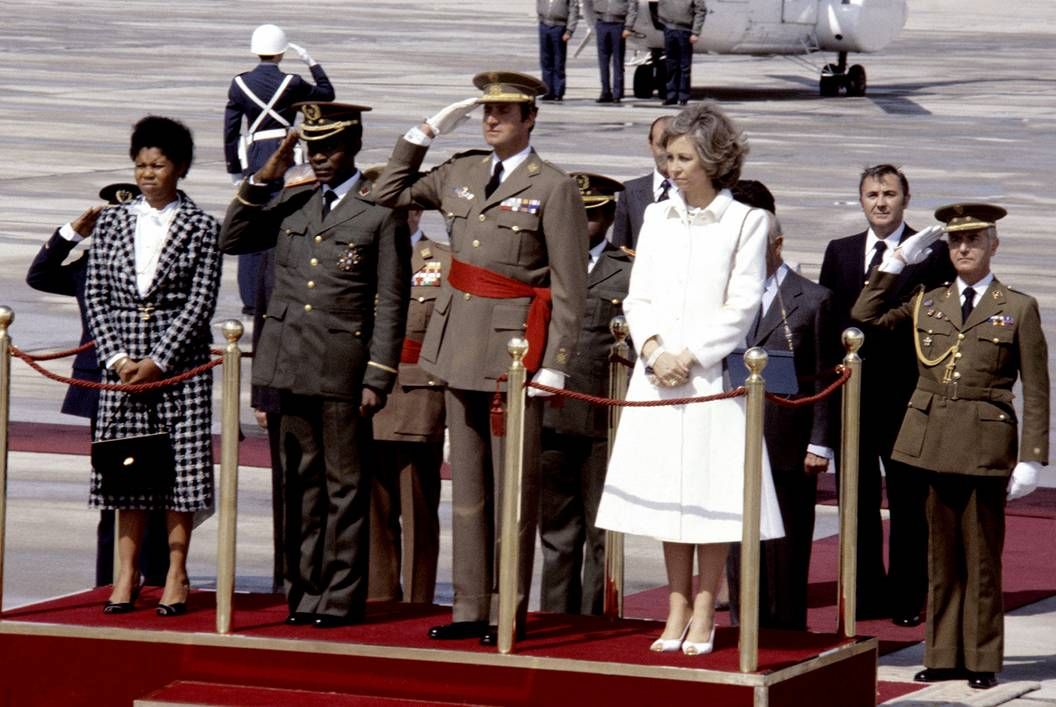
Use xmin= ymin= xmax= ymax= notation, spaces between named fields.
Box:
xmin=3 ymin=586 xmax=863 ymax=675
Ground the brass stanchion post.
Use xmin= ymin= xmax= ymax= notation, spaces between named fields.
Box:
xmin=604 ymin=315 xmax=630 ymax=620
xmin=837 ymin=328 xmax=864 ymax=638
xmin=0 ymin=306 xmax=13 ymax=612
xmin=738 ymin=347 xmax=767 ymax=673
xmin=216 ymin=320 xmax=244 ymax=635
xmin=497 ymin=338 xmax=529 ymax=654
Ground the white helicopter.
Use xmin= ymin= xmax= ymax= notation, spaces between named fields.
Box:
xmin=577 ymin=0 xmax=908 ymax=97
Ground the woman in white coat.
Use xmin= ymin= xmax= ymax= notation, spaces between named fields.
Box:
xmin=595 ymin=103 xmax=784 ymax=655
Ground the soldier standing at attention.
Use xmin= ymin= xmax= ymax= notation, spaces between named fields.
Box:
xmin=592 ymin=0 xmax=639 ymax=103
xmin=220 ymin=102 xmax=410 ymax=629
xmin=368 ymin=205 xmax=450 ymax=604
xmin=537 ymin=0 xmax=580 ymax=102
xmin=223 ymin=23 xmax=335 ymax=315
xmin=538 ymin=172 xmax=632 ymax=616
xmin=852 ymin=203 xmax=1048 ymax=691
xmin=658 ymin=0 xmax=707 ymax=106
xmin=374 ymin=71 xmax=588 ymax=645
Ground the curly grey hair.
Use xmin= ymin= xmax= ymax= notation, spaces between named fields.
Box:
xmin=661 ymin=102 xmax=749 ymax=190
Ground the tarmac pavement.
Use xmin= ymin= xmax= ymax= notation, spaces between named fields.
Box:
xmin=0 ymin=1 xmax=1053 ymax=703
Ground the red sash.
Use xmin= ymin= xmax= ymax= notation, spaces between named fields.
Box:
xmin=447 ymin=258 xmax=552 ymax=373
xmin=400 ymin=338 xmax=423 ymax=365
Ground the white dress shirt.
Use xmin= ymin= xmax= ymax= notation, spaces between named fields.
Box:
xmin=864 ymin=222 xmax=906 ymax=273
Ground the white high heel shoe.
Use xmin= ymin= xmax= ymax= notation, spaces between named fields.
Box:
xmin=682 ymin=624 xmax=716 ymax=656
xmin=650 ymin=621 xmax=691 ymax=653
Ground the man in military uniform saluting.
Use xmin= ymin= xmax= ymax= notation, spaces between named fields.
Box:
xmin=220 ymin=102 xmax=410 ymax=628
xmin=852 ymin=203 xmax=1048 ymax=690
xmin=374 ymin=71 xmax=588 ymax=645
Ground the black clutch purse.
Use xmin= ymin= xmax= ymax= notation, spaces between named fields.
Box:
xmin=92 ymin=432 xmax=175 ymax=497
xmin=723 ymin=348 xmax=799 ymax=395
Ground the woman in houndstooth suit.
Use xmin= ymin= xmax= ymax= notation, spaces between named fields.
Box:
xmin=85 ymin=116 xmax=222 ymax=616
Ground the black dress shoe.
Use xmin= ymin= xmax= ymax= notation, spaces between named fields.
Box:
xmin=913 ymin=667 xmax=966 ymax=683
xmin=892 ymin=614 xmax=922 ymax=627
xmin=156 ymin=602 xmax=187 ymax=617
xmin=968 ymin=671 xmax=997 ymax=689
xmin=596 ymin=94 xmax=613 ymax=104
xmin=479 ymin=625 xmax=526 ymax=646
xmin=662 ymin=98 xmax=677 ymax=106
xmin=285 ymin=612 xmax=316 ymax=626
xmin=428 ymin=620 xmax=489 ymax=640
xmin=102 ymin=601 xmax=135 ymax=615
xmin=313 ymin=614 xmax=359 ymax=629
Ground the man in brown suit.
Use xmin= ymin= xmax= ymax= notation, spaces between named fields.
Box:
xmin=368 ymin=205 xmax=450 ymax=603
xmin=852 ymin=203 xmax=1048 ymax=690
xmin=374 ymin=71 xmax=588 ymax=644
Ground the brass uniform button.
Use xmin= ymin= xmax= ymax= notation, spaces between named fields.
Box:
xmin=417 ymin=296 xmax=425 ymax=303
xmin=611 ymin=298 xmax=621 ymax=305
xmin=304 ymin=304 xmax=313 ymax=312
xmin=307 ymin=280 xmax=316 ymax=289
xmin=957 ymin=333 xmax=966 ymax=340
xmin=478 ymin=214 xmax=486 ymax=222
xmin=992 ymin=337 xmax=1000 ymax=343
xmin=472 ymin=239 xmax=480 ymax=247
xmin=999 ymin=414 xmax=1007 ymax=420
xmin=464 ymin=292 xmax=472 ymax=300
xmin=952 ymin=371 xmax=961 ymax=380
xmin=314 ymin=235 xmax=322 ymax=243
xmin=954 ymin=352 xmax=962 ymax=358
xmin=355 ymin=330 xmax=361 ymax=337
xmin=512 ymin=226 xmax=520 ymax=233
xmin=310 ymin=258 xmax=319 ymax=266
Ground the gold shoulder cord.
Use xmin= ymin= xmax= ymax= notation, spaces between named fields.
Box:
xmin=911 ymin=290 xmax=960 ymax=382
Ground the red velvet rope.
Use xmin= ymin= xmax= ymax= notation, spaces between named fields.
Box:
xmin=766 ymin=366 xmax=852 ymax=408
xmin=8 ymin=339 xmax=252 ymax=361
xmin=9 ymin=344 xmax=223 ymax=393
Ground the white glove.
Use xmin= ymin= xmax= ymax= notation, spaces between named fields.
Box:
xmin=229 ymin=173 xmax=243 ymax=187
xmin=1007 ymin=461 xmax=1041 ymax=500
xmin=287 ymin=42 xmax=315 ymax=66
xmin=425 ymin=97 xmax=478 ymax=137
xmin=528 ymin=367 xmax=565 ymax=398
xmin=896 ymin=224 xmax=946 ymax=266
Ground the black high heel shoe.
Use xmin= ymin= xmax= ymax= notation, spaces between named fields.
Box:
xmin=103 ymin=580 xmax=142 ymax=614
xmin=156 ymin=602 xmax=187 ymax=617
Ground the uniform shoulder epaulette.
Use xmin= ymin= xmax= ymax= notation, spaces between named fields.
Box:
xmin=283 ymin=176 xmax=318 ymax=191
xmin=450 ymin=149 xmax=492 ymax=162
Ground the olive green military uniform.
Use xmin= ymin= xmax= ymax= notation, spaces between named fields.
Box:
xmin=368 ymin=236 xmax=450 ymax=603
xmin=852 ymin=272 xmax=1049 ymax=673
xmin=374 ymin=136 xmax=587 ymax=627
xmin=220 ymin=172 xmax=410 ymax=621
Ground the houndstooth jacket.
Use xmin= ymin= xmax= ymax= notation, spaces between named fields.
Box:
xmin=84 ymin=192 xmax=222 ymax=512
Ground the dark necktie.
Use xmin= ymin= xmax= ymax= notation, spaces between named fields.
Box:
xmin=485 ymin=161 xmax=504 ymax=198
xmin=961 ymin=286 xmax=976 ymax=323
xmin=657 ymin=179 xmax=671 ymax=202
xmin=865 ymin=241 xmax=887 ymax=280
xmin=322 ymin=189 xmax=337 ymax=218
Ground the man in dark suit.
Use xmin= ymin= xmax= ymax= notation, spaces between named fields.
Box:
xmin=26 ymin=184 xmax=169 ymax=590
xmin=220 ymin=102 xmax=410 ymax=628
xmin=374 ymin=71 xmax=588 ymax=645
xmin=852 ymin=203 xmax=1048 ymax=690
xmin=368 ymin=206 xmax=449 ymax=604
xmin=725 ymin=181 xmax=837 ymax=630
xmin=610 ymin=115 xmax=673 ymax=250
xmin=819 ymin=164 xmax=955 ymax=624
xmin=223 ymin=23 xmax=335 ymax=315
xmin=539 ymin=172 xmax=632 ymax=616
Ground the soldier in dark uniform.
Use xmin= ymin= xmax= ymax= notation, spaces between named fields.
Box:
xmin=539 ymin=172 xmax=632 ymax=616
xmin=220 ymin=102 xmax=410 ymax=628
xmin=374 ymin=71 xmax=588 ymax=645
xmin=852 ymin=203 xmax=1049 ymax=690
xmin=223 ymin=23 xmax=335 ymax=315
xmin=592 ymin=0 xmax=639 ymax=103
xmin=26 ymin=183 xmax=169 ymax=590
xmin=368 ymin=204 xmax=450 ymax=604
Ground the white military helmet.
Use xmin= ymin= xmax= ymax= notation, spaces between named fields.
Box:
xmin=250 ymin=24 xmax=288 ymax=55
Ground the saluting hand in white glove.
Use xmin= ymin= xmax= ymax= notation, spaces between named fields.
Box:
xmin=1007 ymin=461 xmax=1041 ymax=501
xmin=287 ymin=42 xmax=315 ymax=66
xmin=895 ymin=224 xmax=946 ymax=266
xmin=425 ymin=97 xmax=479 ymax=137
